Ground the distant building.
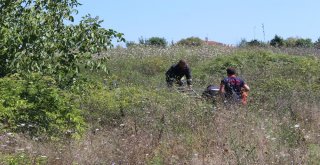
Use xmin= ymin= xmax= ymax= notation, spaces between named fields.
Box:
xmin=204 ymin=37 xmax=233 ymax=47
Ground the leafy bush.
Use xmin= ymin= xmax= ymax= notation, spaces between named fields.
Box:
xmin=0 ymin=1 xmax=124 ymax=88
xmin=270 ymin=35 xmax=285 ymax=47
xmin=284 ymin=37 xmax=298 ymax=47
xmin=146 ymin=37 xmax=168 ymax=47
xmin=176 ymin=37 xmax=204 ymax=47
xmin=246 ymin=39 xmax=266 ymax=47
xmin=295 ymin=38 xmax=313 ymax=48
xmin=0 ymin=153 xmax=48 ymax=165
xmin=0 ymin=74 xmax=85 ymax=140
xmin=314 ymin=37 xmax=320 ymax=49
xmin=126 ymin=41 xmax=138 ymax=47
xmin=237 ymin=38 xmax=248 ymax=47
xmin=81 ymin=84 xmax=165 ymax=127
xmin=137 ymin=56 xmax=168 ymax=76
xmin=284 ymin=37 xmax=313 ymax=48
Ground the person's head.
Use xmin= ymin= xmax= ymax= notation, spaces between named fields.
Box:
xmin=226 ymin=67 xmax=236 ymax=76
xmin=178 ymin=59 xmax=187 ymax=68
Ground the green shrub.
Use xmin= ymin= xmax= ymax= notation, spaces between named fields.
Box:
xmin=126 ymin=41 xmax=138 ymax=47
xmin=0 ymin=1 xmax=125 ymax=88
xmin=0 ymin=74 xmax=85 ymax=140
xmin=0 ymin=153 xmax=48 ymax=165
xmin=146 ymin=37 xmax=168 ymax=47
xmin=81 ymin=85 xmax=155 ymax=127
xmin=295 ymin=38 xmax=313 ymax=48
xmin=270 ymin=35 xmax=285 ymax=47
xmin=176 ymin=37 xmax=204 ymax=47
xmin=284 ymin=37 xmax=313 ymax=48
xmin=138 ymin=56 xmax=168 ymax=76
xmin=284 ymin=37 xmax=298 ymax=47
xmin=246 ymin=39 xmax=267 ymax=47
xmin=277 ymin=124 xmax=303 ymax=148
xmin=308 ymin=144 xmax=320 ymax=164
xmin=314 ymin=37 xmax=320 ymax=49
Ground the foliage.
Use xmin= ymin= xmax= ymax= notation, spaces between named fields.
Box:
xmin=283 ymin=37 xmax=313 ymax=48
xmin=0 ymin=153 xmax=48 ymax=165
xmin=146 ymin=37 xmax=168 ymax=47
xmin=314 ymin=37 xmax=320 ymax=49
xmin=0 ymin=0 xmax=125 ymax=88
xmin=237 ymin=38 xmax=248 ymax=47
xmin=295 ymin=38 xmax=313 ymax=48
xmin=284 ymin=37 xmax=298 ymax=47
xmin=246 ymin=39 xmax=266 ymax=47
xmin=200 ymin=49 xmax=320 ymax=105
xmin=176 ymin=37 xmax=204 ymax=47
xmin=139 ymin=36 xmax=147 ymax=45
xmin=2 ymin=45 xmax=320 ymax=164
xmin=0 ymin=74 xmax=85 ymax=140
xmin=80 ymin=83 xmax=175 ymax=127
xmin=126 ymin=41 xmax=138 ymax=47
xmin=137 ymin=56 xmax=168 ymax=76
xmin=308 ymin=144 xmax=320 ymax=164
xmin=270 ymin=35 xmax=285 ymax=47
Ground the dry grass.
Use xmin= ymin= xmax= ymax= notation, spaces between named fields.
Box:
xmin=2 ymin=102 xmax=319 ymax=164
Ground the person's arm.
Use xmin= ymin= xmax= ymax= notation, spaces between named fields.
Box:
xmin=219 ymin=78 xmax=225 ymax=93
xmin=185 ymin=67 xmax=192 ymax=87
xmin=219 ymin=83 xmax=225 ymax=94
xmin=166 ymin=65 xmax=177 ymax=82
xmin=243 ymin=84 xmax=250 ymax=92
xmin=165 ymin=65 xmax=174 ymax=77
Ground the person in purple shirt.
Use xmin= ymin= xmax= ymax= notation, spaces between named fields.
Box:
xmin=165 ymin=59 xmax=192 ymax=88
xmin=219 ymin=67 xmax=250 ymax=105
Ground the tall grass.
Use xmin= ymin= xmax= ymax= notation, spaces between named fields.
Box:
xmin=1 ymin=45 xmax=320 ymax=164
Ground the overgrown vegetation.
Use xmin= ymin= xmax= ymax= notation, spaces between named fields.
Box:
xmin=1 ymin=1 xmax=320 ymax=164
xmin=0 ymin=0 xmax=124 ymax=88
xmin=0 ymin=73 xmax=85 ymax=140
xmin=244 ymin=35 xmax=318 ymax=49
xmin=127 ymin=37 xmax=168 ymax=47
xmin=1 ymin=44 xmax=320 ymax=164
xmin=177 ymin=37 xmax=204 ymax=47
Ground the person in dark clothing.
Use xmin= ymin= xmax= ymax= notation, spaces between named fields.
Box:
xmin=165 ymin=59 xmax=192 ymax=88
xmin=219 ymin=67 xmax=250 ymax=105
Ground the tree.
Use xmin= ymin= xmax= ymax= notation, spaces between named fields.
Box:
xmin=138 ymin=36 xmax=146 ymax=45
xmin=126 ymin=41 xmax=138 ymax=48
xmin=295 ymin=38 xmax=313 ymax=48
xmin=284 ymin=37 xmax=298 ymax=47
xmin=270 ymin=35 xmax=284 ymax=47
xmin=177 ymin=37 xmax=204 ymax=47
xmin=146 ymin=37 xmax=167 ymax=47
xmin=247 ymin=39 xmax=266 ymax=47
xmin=237 ymin=38 xmax=248 ymax=47
xmin=314 ymin=37 xmax=320 ymax=49
xmin=0 ymin=1 xmax=125 ymax=87
xmin=284 ymin=37 xmax=313 ymax=48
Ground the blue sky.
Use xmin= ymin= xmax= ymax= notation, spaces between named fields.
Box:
xmin=75 ymin=0 xmax=320 ymax=46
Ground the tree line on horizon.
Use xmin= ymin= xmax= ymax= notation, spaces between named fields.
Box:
xmin=125 ymin=35 xmax=320 ymax=49
xmin=240 ymin=35 xmax=320 ymax=49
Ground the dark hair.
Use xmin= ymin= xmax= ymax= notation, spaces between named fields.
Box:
xmin=178 ymin=59 xmax=187 ymax=65
xmin=226 ymin=67 xmax=236 ymax=75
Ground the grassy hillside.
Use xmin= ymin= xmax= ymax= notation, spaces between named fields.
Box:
xmin=1 ymin=46 xmax=320 ymax=164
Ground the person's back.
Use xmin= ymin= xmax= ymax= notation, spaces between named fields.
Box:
xmin=165 ymin=59 xmax=192 ymax=88
xmin=222 ymin=76 xmax=244 ymax=100
xmin=166 ymin=64 xmax=191 ymax=80
xmin=219 ymin=68 xmax=250 ymax=105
